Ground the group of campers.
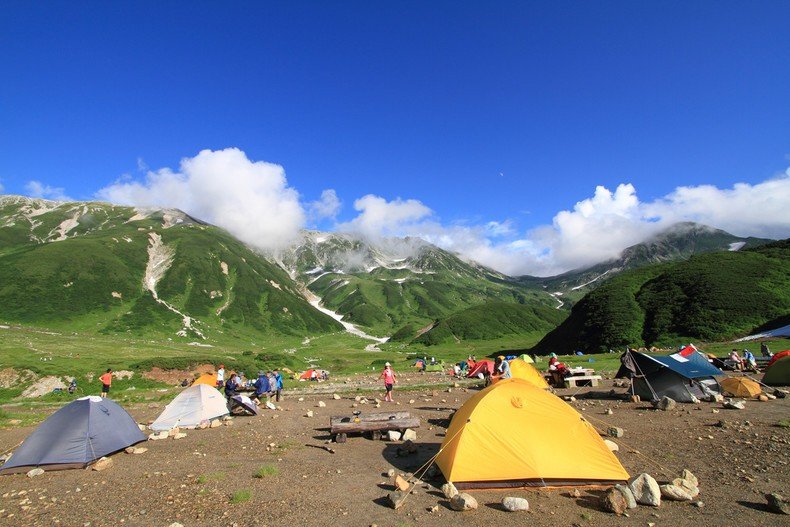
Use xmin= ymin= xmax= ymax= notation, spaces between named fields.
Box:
xmin=221 ymin=367 xmax=284 ymax=405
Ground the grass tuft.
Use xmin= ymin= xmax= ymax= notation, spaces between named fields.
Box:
xmin=254 ymin=464 xmax=280 ymax=478
xmin=230 ymin=489 xmax=251 ymax=504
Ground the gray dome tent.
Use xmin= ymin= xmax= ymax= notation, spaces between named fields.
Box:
xmin=0 ymin=396 xmax=146 ymax=475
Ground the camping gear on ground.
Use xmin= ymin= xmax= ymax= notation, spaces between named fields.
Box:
xmin=497 ymin=358 xmax=549 ymax=389
xmin=720 ymin=377 xmax=762 ymax=398
xmin=192 ymin=372 xmax=218 ymax=386
xmin=0 ymin=396 xmax=145 ymax=475
xmin=762 ymin=354 xmax=790 ymax=386
xmin=229 ymin=394 xmax=259 ymax=416
xmin=329 ymin=411 xmax=419 ymax=443
xmin=435 ymin=378 xmax=628 ymax=489
xmin=615 ymin=348 xmax=723 ymax=403
xmin=150 ymin=384 xmax=229 ymax=430
xmin=424 ymin=363 xmax=444 ymax=372
xmin=466 ymin=359 xmax=494 ymax=378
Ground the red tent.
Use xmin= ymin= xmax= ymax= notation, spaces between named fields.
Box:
xmin=767 ymin=350 xmax=790 ymax=368
xmin=467 ymin=360 xmax=494 ymax=378
xmin=299 ymin=369 xmax=315 ymax=380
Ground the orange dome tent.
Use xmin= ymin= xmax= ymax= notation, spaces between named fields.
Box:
xmin=192 ymin=373 xmax=217 ymax=387
xmin=720 ymin=377 xmax=761 ymax=398
xmin=436 ymin=378 xmax=629 ymax=489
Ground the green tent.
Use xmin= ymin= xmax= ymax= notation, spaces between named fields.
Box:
xmin=762 ymin=355 xmax=790 ymax=386
xmin=518 ymin=354 xmax=534 ymax=364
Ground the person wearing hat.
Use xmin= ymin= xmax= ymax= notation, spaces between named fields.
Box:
xmin=216 ymin=364 xmax=225 ymax=388
xmin=252 ymin=371 xmax=270 ymax=405
xmin=493 ymin=356 xmax=512 ymax=381
xmin=379 ymin=362 xmax=397 ymax=402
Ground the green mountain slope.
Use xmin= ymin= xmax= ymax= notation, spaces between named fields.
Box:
xmin=531 ymin=239 xmax=790 ymax=354
xmin=0 ymin=196 xmax=342 ymax=340
xmin=397 ymin=301 xmax=568 ymax=346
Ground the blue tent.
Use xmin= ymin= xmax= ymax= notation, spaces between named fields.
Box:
xmin=0 ymin=396 xmax=146 ymax=474
xmin=616 ymin=350 xmax=723 ymax=402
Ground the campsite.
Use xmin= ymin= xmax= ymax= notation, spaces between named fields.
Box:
xmin=0 ymin=348 xmax=788 ymax=527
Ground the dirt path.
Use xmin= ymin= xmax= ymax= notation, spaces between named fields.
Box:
xmin=0 ymin=377 xmax=788 ymax=527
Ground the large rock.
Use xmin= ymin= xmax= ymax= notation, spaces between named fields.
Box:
xmin=91 ymin=456 xmax=114 ymax=471
xmin=607 ymin=427 xmax=624 ymax=438
xmin=209 ymin=420 xmax=222 ymax=428
xmin=603 ymin=439 xmax=619 ymax=452
xmin=653 ymin=396 xmax=676 ymax=411
xmin=148 ymin=431 xmax=169 ymax=441
xmin=614 ymin=484 xmax=637 ymax=509
xmin=601 ymin=487 xmax=627 ymax=515
xmin=661 ymin=484 xmax=694 ymax=501
xmin=450 ymin=493 xmax=478 ymax=511
xmin=766 ymin=493 xmax=789 ymax=515
xmin=394 ymin=475 xmax=410 ymax=491
xmin=402 ymin=428 xmax=417 ymax=441
xmin=680 ymin=469 xmax=699 ymax=487
xmin=501 ymin=496 xmax=529 ymax=512
xmin=387 ymin=430 xmax=402 ymax=441
xmin=441 ymin=482 xmax=458 ymax=499
xmin=387 ymin=490 xmax=408 ymax=509
xmin=723 ymin=399 xmax=745 ymax=410
xmin=629 ymin=473 xmax=661 ymax=507
xmin=671 ymin=478 xmax=699 ymax=497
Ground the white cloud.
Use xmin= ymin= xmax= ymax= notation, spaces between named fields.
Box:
xmin=97 ymin=148 xmax=305 ymax=252
xmin=338 ymin=194 xmax=433 ymax=239
xmin=0 ymin=181 xmax=4 ymax=193
xmin=25 ymin=181 xmax=71 ymax=201
xmin=308 ymin=189 xmax=342 ymax=222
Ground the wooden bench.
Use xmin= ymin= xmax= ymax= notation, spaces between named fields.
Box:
xmin=329 ymin=411 xmax=420 ymax=443
xmin=564 ymin=375 xmax=602 ymax=388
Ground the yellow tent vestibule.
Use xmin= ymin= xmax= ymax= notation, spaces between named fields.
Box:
xmin=435 ymin=378 xmax=629 ymax=489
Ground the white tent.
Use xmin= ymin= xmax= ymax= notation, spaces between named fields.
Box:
xmin=150 ymin=384 xmax=229 ymax=431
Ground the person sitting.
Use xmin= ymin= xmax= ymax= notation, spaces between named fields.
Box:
xmin=548 ymin=353 xmax=570 ymax=386
xmin=252 ymin=371 xmax=269 ymax=404
xmin=492 ymin=356 xmax=512 ymax=382
xmin=224 ymin=373 xmax=239 ymax=399
xmin=729 ymin=349 xmax=744 ymax=371
xmin=742 ymin=349 xmax=758 ymax=372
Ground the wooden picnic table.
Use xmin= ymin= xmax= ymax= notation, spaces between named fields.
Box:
xmin=329 ymin=411 xmax=419 ymax=442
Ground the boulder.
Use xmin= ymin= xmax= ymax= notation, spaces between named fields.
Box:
xmin=387 ymin=430 xmax=402 ymax=442
xmin=26 ymin=468 xmax=44 ymax=478
xmin=607 ymin=427 xmax=624 ymax=438
xmin=671 ymin=478 xmax=699 ymax=497
xmin=387 ymin=490 xmax=408 ymax=509
xmin=614 ymin=484 xmax=637 ymax=509
xmin=394 ymin=475 xmax=410 ymax=491
xmin=441 ymin=482 xmax=459 ymax=499
xmin=604 ymin=440 xmax=619 ymax=452
xmin=601 ymin=487 xmax=628 ymax=515
xmin=629 ymin=473 xmax=661 ymax=507
xmin=723 ymin=399 xmax=745 ymax=410
xmin=680 ymin=469 xmax=699 ymax=487
xmin=653 ymin=396 xmax=676 ymax=411
xmin=402 ymin=428 xmax=417 ymax=441
xmin=766 ymin=493 xmax=789 ymax=515
xmin=501 ymin=496 xmax=529 ymax=512
xmin=91 ymin=456 xmax=114 ymax=471
xmin=450 ymin=493 xmax=478 ymax=511
xmin=660 ymin=484 xmax=694 ymax=501
xmin=402 ymin=440 xmax=418 ymax=454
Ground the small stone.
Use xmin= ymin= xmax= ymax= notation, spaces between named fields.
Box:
xmin=605 ymin=408 xmax=614 ymax=415
xmin=758 ymin=394 xmax=769 ymax=402
xmin=615 ymin=484 xmax=637 ymax=509
xmin=629 ymin=394 xmax=641 ymax=403
xmin=723 ymin=398 xmax=746 ymax=410
xmin=394 ymin=475 xmax=410 ymax=491
xmin=26 ymin=468 xmax=44 ymax=478
xmin=332 ymin=394 xmax=341 ymax=400
xmin=429 ymin=505 xmax=439 ymax=513
xmin=137 ymin=424 xmax=146 ymax=431
xmin=387 ymin=490 xmax=408 ymax=509
xmin=305 ymin=410 xmax=314 ymax=418
xmin=224 ymin=420 xmax=233 ymax=426
xmin=386 ymin=469 xmax=396 ymax=477
xmin=402 ymin=429 xmax=417 ymax=441
xmin=402 ymin=439 xmax=418 ymax=453
xmin=167 ymin=523 xmax=184 ymax=527
xmin=660 ymin=484 xmax=694 ymax=501
xmin=604 ymin=439 xmax=619 ymax=452
xmin=629 ymin=473 xmax=661 ymax=507
xmin=408 ymin=399 xmax=415 ymax=404
xmin=607 ymin=427 xmax=624 ymax=438
xmin=125 ymin=447 xmax=148 ymax=455
xmin=601 ymin=487 xmax=628 ymax=515
xmin=91 ymin=457 xmax=114 ymax=472
xmin=441 ymin=482 xmax=458 ymax=499
xmin=501 ymin=496 xmax=529 ymax=511
xmin=317 ymin=401 xmax=326 ymax=408
xmin=168 ymin=427 xmax=181 ymax=437
xmin=450 ymin=493 xmax=478 ymax=511
xmin=172 ymin=432 xmax=187 ymax=440
xmin=387 ymin=430 xmax=402 ymax=441
xmin=298 ymin=397 xmax=305 ymax=402
xmin=693 ymin=501 xmax=704 ymax=508
xmin=210 ymin=420 xmax=222 ymax=428
xmin=653 ymin=396 xmax=676 ymax=411
xmin=570 ymin=488 xmax=582 ymax=498
xmin=766 ymin=493 xmax=789 ymax=514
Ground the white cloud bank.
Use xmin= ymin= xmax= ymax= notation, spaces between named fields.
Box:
xmin=25 ymin=181 xmax=71 ymax=201
xmin=88 ymin=148 xmax=789 ymax=276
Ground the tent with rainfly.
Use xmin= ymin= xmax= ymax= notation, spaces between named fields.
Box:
xmin=435 ymin=378 xmax=628 ymax=489
xmin=192 ymin=373 xmax=218 ymax=387
xmin=762 ymin=354 xmax=790 ymax=386
xmin=466 ymin=360 xmax=494 ymax=378
xmin=615 ymin=347 xmax=723 ymax=403
xmin=0 ymin=396 xmax=146 ymax=475
xmin=500 ymin=358 xmax=549 ymax=389
xmin=150 ymin=384 xmax=229 ymax=431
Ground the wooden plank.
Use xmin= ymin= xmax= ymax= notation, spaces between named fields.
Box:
xmin=330 ymin=411 xmax=411 ymax=426
xmin=564 ymin=375 xmax=602 ymax=388
xmin=330 ymin=417 xmax=420 ymax=434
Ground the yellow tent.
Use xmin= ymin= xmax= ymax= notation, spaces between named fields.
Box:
xmin=435 ymin=378 xmax=629 ymax=489
xmin=192 ymin=373 xmax=217 ymax=387
xmin=506 ymin=358 xmax=549 ymax=389
xmin=720 ymin=377 xmax=761 ymax=398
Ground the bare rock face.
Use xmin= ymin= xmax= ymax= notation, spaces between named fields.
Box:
xmin=601 ymin=487 xmax=628 ymax=515
xmin=450 ymin=493 xmax=478 ymax=511
xmin=501 ymin=496 xmax=529 ymax=512
xmin=629 ymin=473 xmax=661 ymax=507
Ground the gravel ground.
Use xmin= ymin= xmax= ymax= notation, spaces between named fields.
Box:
xmin=0 ymin=374 xmax=788 ymax=527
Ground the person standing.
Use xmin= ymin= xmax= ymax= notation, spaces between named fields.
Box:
xmin=761 ymin=342 xmax=772 ymax=358
xmin=99 ymin=368 xmax=112 ymax=398
xmin=273 ymin=369 xmax=283 ymax=402
xmin=216 ymin=364 xmax=225 ymax=388
xmin=380 ymin=362 xmax=397 ymax=402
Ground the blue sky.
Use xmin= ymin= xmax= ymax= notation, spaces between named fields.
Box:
xmin=1 ymin=2 xmax=789 ymax=275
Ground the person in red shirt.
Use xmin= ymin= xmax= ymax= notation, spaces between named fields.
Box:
xmin=379 ymin=362 xmax=397 ymax=402
xmin=99 ymin=368 xmax=113 ymax=398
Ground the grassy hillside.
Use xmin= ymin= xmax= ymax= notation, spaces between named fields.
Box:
xmin=532 ymin=239 xmax=790 ymax=354
xmin=397 ymin=301 xmax=568 ymax=346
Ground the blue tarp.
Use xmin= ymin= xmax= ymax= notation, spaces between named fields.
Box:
xmin=647 ymin=351 xmax=724 ymax=378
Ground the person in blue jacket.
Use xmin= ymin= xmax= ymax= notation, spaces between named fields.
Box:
xmin=224 ymin=372 xmax=239 ymax=399
xmin=252 ymin=371 xmax=270 ymax=404
xmin=273 ymin=369 xmax=284 ymax=402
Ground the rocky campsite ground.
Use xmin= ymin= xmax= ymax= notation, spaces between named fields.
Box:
xmin=0 ymin=373 xmax=788 ymax=527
